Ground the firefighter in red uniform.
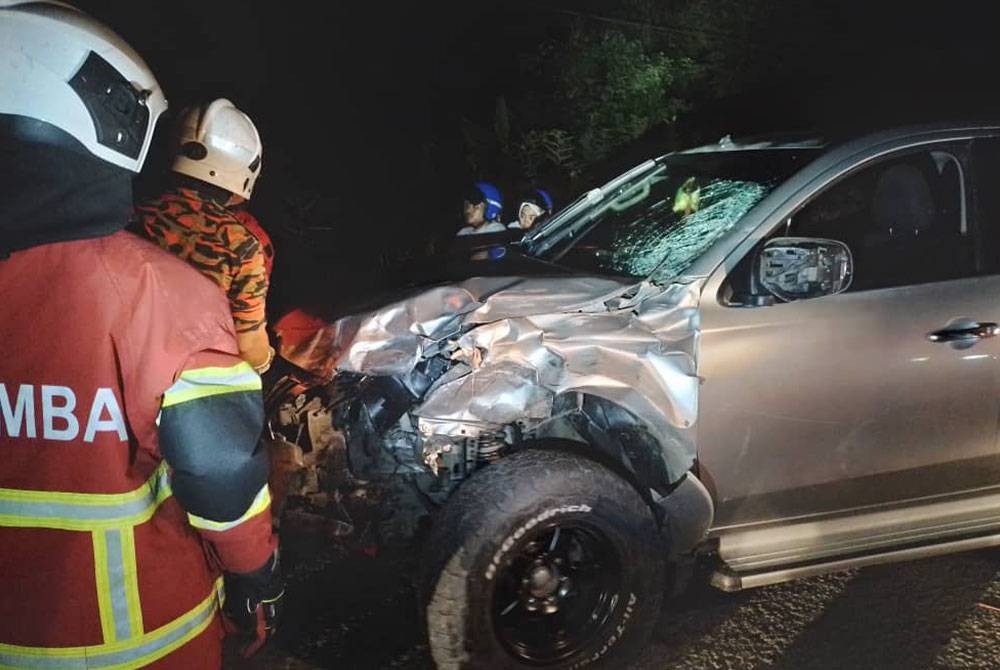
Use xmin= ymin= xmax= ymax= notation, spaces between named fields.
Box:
xmin=0 ymin=3 xmax=283 ymax=668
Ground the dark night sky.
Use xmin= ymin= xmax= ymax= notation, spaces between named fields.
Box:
xmin=70 ymin=1 xmax=1000 ymax=314
xmin=73 ymin=1 xmax=1000 ymax=194
xmin=74 ymin=2 xmax=542 ymax=186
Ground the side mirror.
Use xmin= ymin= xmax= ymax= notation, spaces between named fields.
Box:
xmin=758 ymin=237 xmax=853 ymax=302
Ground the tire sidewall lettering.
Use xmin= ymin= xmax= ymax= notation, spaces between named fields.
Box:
xmin=566 ymin=592 xmax=638 ymax=670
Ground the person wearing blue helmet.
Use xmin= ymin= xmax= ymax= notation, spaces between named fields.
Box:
xmin=457 ymin=181 xmax=506 ymax=235
xmin=508 ymin=188 xmax=554 ymax=231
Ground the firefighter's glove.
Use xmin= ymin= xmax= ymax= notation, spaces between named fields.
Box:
xmin=223 ymin=549 xmax=285 ymax=658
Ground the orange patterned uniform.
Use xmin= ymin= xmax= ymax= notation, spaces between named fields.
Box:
xmin=233 ymin=209 xmax=274 ymax=278
xmin=136 ymin=186 xmax=269 ymax=334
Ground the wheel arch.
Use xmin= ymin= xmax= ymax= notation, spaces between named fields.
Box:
xmin=520 ymin=392 xmax=714 ymax=556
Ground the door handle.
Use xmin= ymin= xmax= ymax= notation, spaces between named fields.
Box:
xmin=927 ymin=322 xmax=1000 ymax=343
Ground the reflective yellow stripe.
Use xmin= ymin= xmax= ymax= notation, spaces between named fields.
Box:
xmin=187 ymin=484 xmax=271 ymax=532
xmin=92 ymin=530 xmax=116 ymax=644
xmin=0 ymin=463 xmax=172 ymax=531
xmin=1 ymin=466 xmax=173 ymax=650
xmin=0 ymin=463 xmax=169 ymax=505
xmin=0 ymin=579 xmax=222 ymax=669
xmin=160 ymin=362 xmax=261 ymax=408
xmin=0 ymin=461 xmax=227 ymax=666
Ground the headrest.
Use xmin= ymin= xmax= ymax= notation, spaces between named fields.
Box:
xmin=870 ymin=163 xmax=936 ymax=237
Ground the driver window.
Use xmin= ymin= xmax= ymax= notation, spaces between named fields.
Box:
xmin=724 ymin=145 xmax=973 ymax=305
xmin=780 ymin=147 xmax=971 ymax=293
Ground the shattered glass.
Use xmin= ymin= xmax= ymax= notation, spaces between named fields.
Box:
xmin=610 ymin=180 xmax=769 ymax=278
xmin=536 ymin=149 xmax=817 ymax=280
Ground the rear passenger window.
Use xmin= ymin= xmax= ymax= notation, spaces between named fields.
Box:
xmin=780 ymin=146 xmax=973 ymax=292
xmin=972 ymin=138 xmax=1000 ymax=273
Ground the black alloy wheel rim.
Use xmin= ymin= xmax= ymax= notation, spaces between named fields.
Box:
xmin=491 ymin=520 xmax=624 ymax=665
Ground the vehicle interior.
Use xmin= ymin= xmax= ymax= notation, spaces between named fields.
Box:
xmin=722 ymin=147 xmax=972 ymax=304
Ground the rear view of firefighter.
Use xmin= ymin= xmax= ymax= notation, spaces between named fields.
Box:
xmin=136 ymin=98 xmax=275 ymax=373
xmin=0 ymin=3 xmax=281 ymax=667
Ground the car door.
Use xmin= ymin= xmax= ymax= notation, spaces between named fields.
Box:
xmin=697 ymin=139 xmax=1000 ymax=534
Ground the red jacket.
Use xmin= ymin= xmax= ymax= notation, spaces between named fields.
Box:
xmin=0 ymin=231 xmax=275 ymax=669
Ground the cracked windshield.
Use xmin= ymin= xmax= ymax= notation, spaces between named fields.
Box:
xmin=535 ymin=148 xmax=820 ymax=280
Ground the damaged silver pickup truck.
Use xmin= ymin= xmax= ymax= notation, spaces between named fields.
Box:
xmin=270 ymin=124 xmax=1000 ymax=669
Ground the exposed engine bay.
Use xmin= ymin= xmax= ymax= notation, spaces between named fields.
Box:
xmin=268 ymin=360 xmax=519 ymax=506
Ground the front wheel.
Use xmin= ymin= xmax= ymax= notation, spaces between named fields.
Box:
xmin=420 ymin=449 xmax=664 ymax=670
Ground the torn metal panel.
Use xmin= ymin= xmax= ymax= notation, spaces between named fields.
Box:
xmin=303 ymin=275 xmax=706 ymax=484
xmin=415 ymin=359 xmax=555 ymax=426
xmin=340 ymin=285 xmax=481 ymax=376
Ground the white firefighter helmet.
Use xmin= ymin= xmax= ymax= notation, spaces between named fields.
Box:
xmin=171 ymin=99 xmax=263 ymax=200
xmin=0 ymin=1 xmax=168 ymax=173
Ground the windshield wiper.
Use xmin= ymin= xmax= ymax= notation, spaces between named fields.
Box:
xmin=524 ymin=159 xmax=660 ymax=257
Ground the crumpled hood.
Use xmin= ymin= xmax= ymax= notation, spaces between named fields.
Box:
xmin=280 ymin=274 xmax=704 ymax=482
xmin=338 ymin=276 xmax=634 ymax=376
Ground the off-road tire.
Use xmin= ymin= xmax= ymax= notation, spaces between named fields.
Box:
xmin=420 ymin=449 xmax=664 ymax=670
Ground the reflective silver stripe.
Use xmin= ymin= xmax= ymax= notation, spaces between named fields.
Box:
xmin=163 ymin=370 xmax=260 ymax=394
xmin=104 ymin=529 xmax=132 ymax=641
xmin=0 ymin=581 xmax=220 ymax=669
xmin=0 ymin=465 xmax=171 ymax=531
xmin=0 ymin=495 xmax=154 ymax=523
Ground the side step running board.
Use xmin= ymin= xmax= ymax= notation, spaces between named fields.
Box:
xmin=710 ymin=531 xmax=1000 ymax=592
